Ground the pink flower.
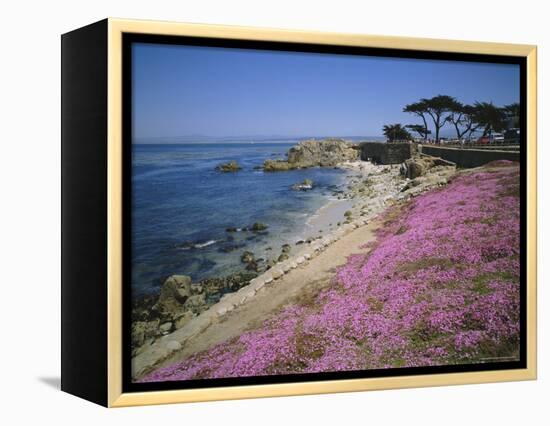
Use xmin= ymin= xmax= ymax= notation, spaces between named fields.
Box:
xmin=140 ymin=163 xmax=521 ymax=382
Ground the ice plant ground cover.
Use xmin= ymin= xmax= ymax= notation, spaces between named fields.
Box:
xmin=141 ymin=161 xmax=520 ymax=382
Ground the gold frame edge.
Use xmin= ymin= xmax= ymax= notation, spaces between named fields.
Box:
xmin=106 ymin=17 xmax=537 ymax=407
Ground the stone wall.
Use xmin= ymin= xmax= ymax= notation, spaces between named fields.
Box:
xmin=360 ymin=142 xmax=412 ymax=165
xmin=420 ymin=145 xmax=520 ymax=168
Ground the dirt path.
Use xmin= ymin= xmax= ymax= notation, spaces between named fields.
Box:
xmin=154 ymin=219 xmax=379 ymax=370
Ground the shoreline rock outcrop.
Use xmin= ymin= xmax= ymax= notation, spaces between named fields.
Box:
xmin=399 ymin=154 xmax=455 ymax=179
xmin=263 ymin=139 xmax=358 ymax=171
xmin=397 ymin=155 xmax=456 ymax=198
xmin=131 ymin=271 xmax=257 ymax=355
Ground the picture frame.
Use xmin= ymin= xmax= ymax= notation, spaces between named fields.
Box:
xmin=61 ymin=18 xmax=537 ymax=407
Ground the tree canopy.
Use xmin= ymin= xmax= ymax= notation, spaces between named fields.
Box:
xmin=382 ymin=124 xmax=412 ymax=142
xmin=406 ymin=124 xmax=431 ymax=139
xmin=473 ymin=102 xmax=507 ymax=136
xmin=503 ymin=102 xmax=520 ymax=128
xmin=403 ymin=101 xmax=430 ymax=140
xmin=397 ymin=96 xmax=519 ymax=142
xmin=447 ymin=102 xmax=481 ymax=140
xmin=421 ymin=95 xmax=456 ymax=143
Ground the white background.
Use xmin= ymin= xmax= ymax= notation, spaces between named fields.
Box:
xmin=0 ymin=0 xmax=546 ymax=423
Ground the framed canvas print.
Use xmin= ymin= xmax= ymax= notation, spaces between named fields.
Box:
xmin=61 ymin=18 xmax=537 ymax=407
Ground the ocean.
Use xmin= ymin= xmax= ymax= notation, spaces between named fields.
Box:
xmin=131 ymin=142 xmax=354 ymax=297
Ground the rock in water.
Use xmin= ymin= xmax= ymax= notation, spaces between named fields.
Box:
xmin=241 ymin=250 xmax=255 ymax=263
xmin=263 ymin=159 xmax=293 ymax=171
xmin=263 ymin=139 xmax=358 ymax=171
xmin=251 ymin=222 xmax=268 ymax=231
xmin=216 ymin=160 xmax=242 ymax=172
xmin=291 ymin=178 xmax=314 ymax=191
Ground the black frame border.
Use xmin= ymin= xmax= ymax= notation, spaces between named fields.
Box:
xmin=122 ymin=33 xmax=528 ymax=394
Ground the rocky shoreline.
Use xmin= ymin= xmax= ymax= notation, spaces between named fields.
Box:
xmin=263 ymin=138 xmax=358 ymax=171
xmin=139 ymin=160 xmax=520 ymax=382
xmin=131 ymin=139 xmax=457 ymax=375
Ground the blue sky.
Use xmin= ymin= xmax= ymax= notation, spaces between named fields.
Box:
xmin=132 ymin=43 xmax=520 ymax=140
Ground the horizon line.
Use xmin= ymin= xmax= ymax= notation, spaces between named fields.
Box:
xmin=132 ymin=134 xmax=386 ymax=142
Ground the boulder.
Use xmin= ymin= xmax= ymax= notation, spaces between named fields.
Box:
xmin=159 ymin=322 xmax=173 ymax=334
xmin=270 ymin=268 xmax=284 ymax=279
xmin=191 ymin=284 xmax=204 ymax=294
xmin=185 ymin=293 xmax=206 ymax=308
xmin=131 ymin=293 xmax=158 ymax=322
xmin=199 ymin=271 xmax=256 ymax=296
xmin=278 ymin=253 xmax=289 ymax=262
xmin=251 ymin=222 xmax=268 ymax=232
xmin=216 ymin=160 xmax=242 ymax=172
xmin=263 ymin=159 xmax=294 ymax=171
xmin=199 ymin=277 xmax=226 ymax=294
xmin=400 ymin=157 xmax=430 ymax=179
xmin=155 ymin=275 xmax=192 ymax=315
xmin=131 ymin=319 xmax=159 ymax=348
xmin=246 ymin=260 xmax=263 ymax=272
xmin=291 ymin=179 xmax=314 ymax=191
xmin=184 ymin=293 xmax=207 ymax=313
xmin=240 ymin=250 xmax=255 ymax=264
xmin=400 ymin=155 xmax=455 ymax=179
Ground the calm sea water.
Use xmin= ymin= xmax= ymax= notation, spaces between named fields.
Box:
xmin=131 ymin=142 xmax=351 ymax=297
